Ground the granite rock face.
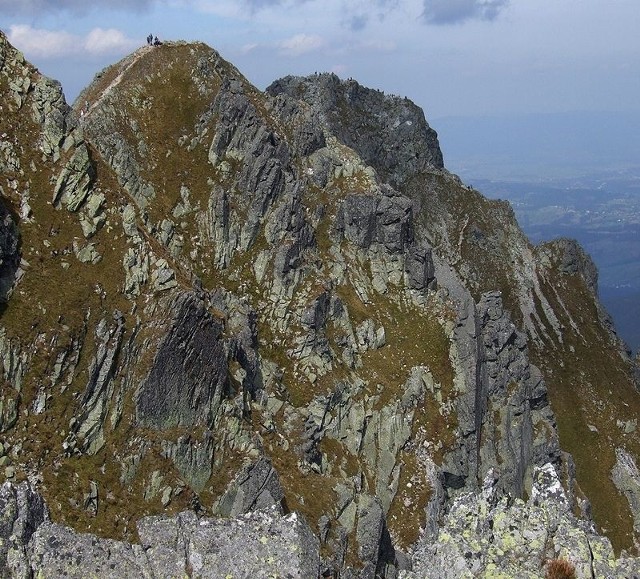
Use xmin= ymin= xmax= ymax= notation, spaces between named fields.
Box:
xmin=0 ymin=200 xmax=19 ymax=303
xmin=537 ymin=237 xmax=599 ymax=295
xmin=0 ymin=481 xmax=320 ymax=579
xmin=404 ymin=464 xmax=640 ymax=579
xmin=135 ymin=292 xmax=228 ymax=430
xmin=3 ymin=477 xmax=639 ymax=578
xmin=612 ymin=448 xmax=640 ymax=539
xmin=1 ymin=28 xmax=640 ymax=578
xmin=0 ymin=481 xmax=48 ymax=577
xmin=136 ymin=508 xmax=320 ymax=579
xmin=335 ymin=187 xmax=415 ymax=253
xmin=214 ymin=456 xmax=285 ymax=517
xmin=267 ymin=73 xmax=444 ymax=188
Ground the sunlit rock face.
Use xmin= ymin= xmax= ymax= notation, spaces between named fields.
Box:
xmin=1 ymin=29 xmax=639 ymax=577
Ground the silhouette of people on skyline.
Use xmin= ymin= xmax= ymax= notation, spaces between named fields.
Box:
xmin=146 ymin=33 xmax=163 ymax=46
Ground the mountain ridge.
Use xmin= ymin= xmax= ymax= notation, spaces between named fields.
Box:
xmin=1 ymin=32 xmax=640 ymax=577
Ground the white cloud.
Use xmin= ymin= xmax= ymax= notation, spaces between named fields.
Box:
xmin=240 ymin=43 xmax=260 ymax=54
xmin=278 ymin=33 xmax=325 ymax=56
xmin=7 ymin=25 xmax=76 ymax=58
xmin=0 ymin=0 xmax=153 ymax=17
xmin=84 ymin=28 xmax=137 ymax=55
xmin=7 ymin=24 xmax=137 ymax=60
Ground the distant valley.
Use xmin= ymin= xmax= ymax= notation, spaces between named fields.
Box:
xmin=472 ymin=174 xmax=640 ymax=354
xmin=436 ymin=111 xmax=640 ymax=353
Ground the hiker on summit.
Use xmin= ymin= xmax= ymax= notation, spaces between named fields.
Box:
xmin=146 ymin=34 xmax=153 ymax=46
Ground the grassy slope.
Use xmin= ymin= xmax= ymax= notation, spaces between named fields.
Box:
xmin=533 ymin=265 xmax=640 ymax=552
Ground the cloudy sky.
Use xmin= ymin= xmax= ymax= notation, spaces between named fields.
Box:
xmin=1 ymin=0 xmax=639 ymax=122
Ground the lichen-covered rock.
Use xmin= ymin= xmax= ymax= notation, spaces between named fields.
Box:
xmin=206 ymin=76 xmax=295 ymax=260
xmin=612 ymin=448 xmax=640 ymax=539
xmin=335 ymin=186 xmax=414 ymax=253
xmin=403 ymin=464 xmax=640 ymax=578
xmin=214 ymin=456 xmax=285 ymax=517
xmin=162 ymin=433 xmax=215 ymax=493
xmin=52 ymin=141 xmax=95 ymax=211
xmin=355 ymin=495 xmax=396 ymax=579
xmin=28 ymin=523 xmax=151 ymax=578
xmin=68 ymin=311 xmax=125 ymax=454
xmin=122 ymin=244 xmax=150 ymax=296
xmin=439 ymin=289 xmax=559 ymax=501
xmin=139 ymin=508 xmax=320 ymax=579
xmin=0 ymin=327 xmax=26 ymax=433
xmin=31 ymin=76 xmax=69 ymax=159
xmin=73 ymin=240 xmax=102 ymax=264
xmin=474 ymin=291 xmax=560 ymax=496
xmin=537 ymin=237 xmax=599 ymax=295
xmin=1 ymin=481 xmax=320 ymax=578
xmin=151 ymin=258 xmax=177 ymax=291
xmin=0 ymin=482 xmax=48 ymax=577
xmin=404 ymin=243 xmax=436 ymax=291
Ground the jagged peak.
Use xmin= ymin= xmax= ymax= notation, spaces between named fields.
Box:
xmin=1 ymin=28 xmax=39 ymax=87
xmin=536 ymin=237 xmax=599 ymax=294
xmin=267 ymin=71 xmax=445 ymax=188
xmin=0 ymin=28 xmax=17 ymax=63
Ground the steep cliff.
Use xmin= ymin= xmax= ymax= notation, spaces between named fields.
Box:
xmin=1 ymin=30 xmax=639 ymax=577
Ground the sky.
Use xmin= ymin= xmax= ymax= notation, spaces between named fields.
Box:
xmin=1 ymin=0 xmax=639 ymax=122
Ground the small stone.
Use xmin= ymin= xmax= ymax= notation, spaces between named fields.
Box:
xmin=161 ymin=486 xmax=172 ymax=507
xmin=151 ymin=260 xmax=177 ymax=291
xmin=122 ymin=204 xmax=138 ymax=237
xmin=4 ymin=466 xmax=15 ymax=478
xmin=73 ymin=241 xmax=102 ymax=264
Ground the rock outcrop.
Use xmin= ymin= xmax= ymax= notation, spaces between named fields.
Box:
xmin=267 ymin=73 xmax=444 ymax=188
xmin=0 ymin=481 xmax=319 ymax=578
xmin=404 ymin=463 xmax=640 ymax=578
xmin=135 ymin=292 xmax=228 ymax=430
xmin=0 ymin=200 xmax=19 ymax=303
xmin=3 ymin=473 xmax=639 ymax=578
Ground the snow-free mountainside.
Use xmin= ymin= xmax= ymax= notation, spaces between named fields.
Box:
xmin=1 ymin=32 xmax=640 ymax=577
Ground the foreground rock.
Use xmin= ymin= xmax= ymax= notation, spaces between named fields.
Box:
xmin=404 ymin=463 xmax=640 ymax=578
xmin=1 ymin=481 xmax=319 ymax=578
xmin=3 ymin=472 xmax=640 ymax=578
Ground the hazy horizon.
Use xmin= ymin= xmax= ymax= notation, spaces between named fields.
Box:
xmin=436 ymin=111 xmax=640 ymax=354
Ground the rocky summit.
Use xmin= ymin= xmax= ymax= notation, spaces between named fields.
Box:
xmin=1 ymin=30 xmax=640 ymax=578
